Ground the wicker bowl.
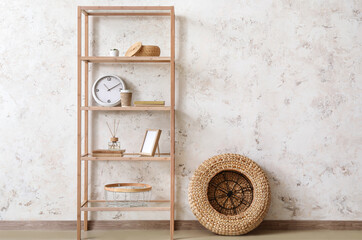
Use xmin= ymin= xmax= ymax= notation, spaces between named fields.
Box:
xmin=125 ymin=42 xmax=161 ymax=57
xmin=188 ymin=153 xmax=271 ymax=235
xmin=134 ymin=45 xmax=161 ymax=57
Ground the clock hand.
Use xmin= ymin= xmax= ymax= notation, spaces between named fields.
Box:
xmin=108 ymin=82 xmax=121 ymax=91
xmin=103 ymin=83 xmax=110 ymax=90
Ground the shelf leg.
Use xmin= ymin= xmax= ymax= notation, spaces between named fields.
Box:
xmin=170 ymin=7 xmax=175 ymax=240
xmin=77 ymin=6 xmax=82 ymax=240
xmin=84 ymin=161 xmax=88 ymax=231
xmin=83 ymin=11 xmax=89 ymax=232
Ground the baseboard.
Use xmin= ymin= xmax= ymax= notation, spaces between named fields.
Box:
xmin=0 ymin=220 xmax=361 ymax=231
xmin=258 ymin=220 xmax=362 ymax=230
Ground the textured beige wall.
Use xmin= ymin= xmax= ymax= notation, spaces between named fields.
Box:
xmin=0 ymin=0 xmax=361 ymax=221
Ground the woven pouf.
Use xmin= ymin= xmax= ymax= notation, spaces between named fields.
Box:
xmin=188 ymin=153 xmax=271 ymax=235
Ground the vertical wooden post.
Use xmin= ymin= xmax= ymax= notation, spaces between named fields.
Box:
xmin=84 ymin=10 xmax=89 ymax=232
xmin=170 ymin=7 xmax=175 ymax=240
xmin=77 ymin=6 xmax=82 ymax=240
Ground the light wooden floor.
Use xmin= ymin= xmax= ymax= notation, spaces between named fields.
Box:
xmin=0 ymin=229 xmax=361 ymax=240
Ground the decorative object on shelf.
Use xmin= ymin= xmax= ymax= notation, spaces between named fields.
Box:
xmin=125 ymin=41 xmax=142 ymax=56
xmin=140 ymin=129 xmax=161 ymax=156
xmin=107 ymin=120 xmax=121 ymax=150
xmin=92 ymin=75 xmax=126 ymax=107
xmin=105 ymin=183 xmax=152 ymax=207
xmin=125 ymin=42 xmax=161 ymax=57
xmin=120 ymin=90 xmax=132 ymax=107
xmin=188 ymin=153 xmax=271 ymax=236
xmin=92 ymin=149 xmax=125 ymax=157
xmin=135 ymin=45 xmax=161 ymax=56
xmin=134 ymin=101 xmax=165 ymax=107
xmin=109 ymin=49 xmax=119 ymax=56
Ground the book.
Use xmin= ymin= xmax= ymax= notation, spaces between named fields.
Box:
xmin=134 ymin=104 xmax=166 ymax=107
xmin=92 ymin=149 xmax=126 ymax=157
xmin=92 ymin=149 xmax=125 ymax=154
xmin=134 ymin=101 xmax=165 ymax=105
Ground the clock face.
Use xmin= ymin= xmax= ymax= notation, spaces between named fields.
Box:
xmin=92 ymin=75 xmax=126 ymax=107
xmin=207 ymin=170 xmax=253 ymax=216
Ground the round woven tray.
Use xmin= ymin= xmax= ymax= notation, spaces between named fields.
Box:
xmin=104 ymin=183 xmax=152 ymax=193
xmin=188 ymin=153 xmax=270 ymax=235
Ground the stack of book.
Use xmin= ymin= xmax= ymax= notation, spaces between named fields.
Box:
xmin=92 ymin=149 xmax=125 ymax=157
xmin=134 ymin=101 xmax=165 ymax=107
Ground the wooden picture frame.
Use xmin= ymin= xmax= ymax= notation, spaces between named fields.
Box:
xmin=140 ymin=129 xmax=162 ymax=156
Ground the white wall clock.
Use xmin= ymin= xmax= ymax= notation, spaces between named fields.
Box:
xmin=92 ymin=75 xmax=126 ymax=107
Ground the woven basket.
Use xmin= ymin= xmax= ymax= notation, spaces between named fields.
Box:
xmin=125 ymin=42 xmax=161 ymax=57
xmin=104 ymin=183 xmax=152 ymax=207
xmin=134 ymin=45 xmax=161 ymax=57
xmin=188 ymin=153 xmax=271 ymax=235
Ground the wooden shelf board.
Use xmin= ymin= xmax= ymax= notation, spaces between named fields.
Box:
xmin=88 ymin=200 xmax=170 ymax=203
xmin=81 ymin=106 xmax=171 ymax=111
xmin=80 ymin=56 xmax=170 ymax=63
xmin=86 ymin=12 xmax=170 ymax=16
xmin=81 ymin=154 xmax=171 ymax=161
xmin=81 ymin=200 xmax=170 ymax=212
xmin=80 ymin=6 xmax=174 ymax=11
xmin=81 ymin=206 xmax=170 ymax=212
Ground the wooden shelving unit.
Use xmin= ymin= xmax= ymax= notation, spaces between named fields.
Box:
xmin=77 ymin=6 xmax=175 ymax=240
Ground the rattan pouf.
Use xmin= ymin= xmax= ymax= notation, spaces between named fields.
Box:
xmin=188 ymin=153 xmax=271 ymax=235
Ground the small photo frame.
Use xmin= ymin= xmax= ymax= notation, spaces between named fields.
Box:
xmin=140 ymin=129 xmax=162 ymax=156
